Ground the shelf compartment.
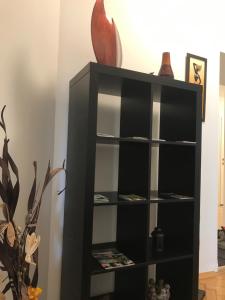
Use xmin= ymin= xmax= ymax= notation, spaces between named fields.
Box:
xmin=118 ymin=143 xmax=150 ymax=196
xmin=156 ymin=202 xmax=195 ymax=254
xmin=158 ymin=145 xmax=196 ymax=196
xmin=91 ymin=272 xmax=115 ymax=299
xmin=96 ymin=78 xmax=151 ymax=139
xmin=114 ymin=266 xmax=147 ymax=300
xmin=117 ymin=205 xmax=149 ymax=264
xmin=97 ymin=91 xmax=121 ymax=139
xmin=91 ymin=242 xmax=147 ymax=275
xmin=152 ymin=257 xmax=194 ymax=300
xmin=91 ymin=265 xmax=147 ymax=300
xmin=94 ymin=144 xmax=119 ymax=193
xmin=152 ymin=85 xmax=197 ymax=142
xmin=94 ymin=192 xmax=149 ymax=206
xmin=120 ymin=80 xmax=151 ymax=138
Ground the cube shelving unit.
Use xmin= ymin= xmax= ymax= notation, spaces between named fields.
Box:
xmin=60 ymin=62 xmax=202 ymax=300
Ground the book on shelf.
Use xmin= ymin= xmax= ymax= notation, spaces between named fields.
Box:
xmin=127 ymin=136 xmax=148 ymax=140
xmin=158 ymin=192 xmax=193 ymax=200
xmin=97 ymin=133 xmax=116 ymax=138
xmin=119 ymin=194 xmax=147 ymax=201
xmin=94 ymin=194 xmax=110 ymax=203
xmin=179 ymin=140 xmax=196 ymax=144
xmin=92 ymin=248 xmax=135 ymax=270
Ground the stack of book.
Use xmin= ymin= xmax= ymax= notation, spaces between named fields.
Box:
xmin=92 ymin=248 xmax=135 ymax=270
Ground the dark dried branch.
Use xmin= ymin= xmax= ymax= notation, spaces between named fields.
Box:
xmin=27 ymin=162 xmax=37 ymax=212
xmin=32 ymin=163 xmax=65 ymax=225
xmin=0 ymin=106 xmax=6 ymax=135
xmin=2 ymin=281 xmax=12 ymax=294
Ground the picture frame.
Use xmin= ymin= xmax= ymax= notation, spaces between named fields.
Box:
xmin=185 ymin=53 xmax=207 ymax=122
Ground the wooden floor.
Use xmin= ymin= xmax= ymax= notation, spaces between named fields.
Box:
xmin=199 ymin=269 xmax=225 ymax=300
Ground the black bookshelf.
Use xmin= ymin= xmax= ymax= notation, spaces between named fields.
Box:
xmin=60 ymin=62 xmax=202 ymax=300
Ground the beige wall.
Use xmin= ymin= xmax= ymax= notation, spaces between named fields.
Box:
xmin=0 ymin=1 xmax=60 ymax=298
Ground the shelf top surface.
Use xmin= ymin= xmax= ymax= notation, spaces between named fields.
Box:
xmin=70 ymin=62 xmax=201 ymax=93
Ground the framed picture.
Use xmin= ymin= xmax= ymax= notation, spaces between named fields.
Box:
xmin=185 ymin=53 xmax=207 ymax=122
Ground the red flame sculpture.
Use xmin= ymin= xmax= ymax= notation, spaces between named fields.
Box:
xmin=91 ymin=0 xmax=122 ymax=67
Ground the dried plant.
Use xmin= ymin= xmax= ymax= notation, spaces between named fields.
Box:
xmin=0 ymin=106 xmax=65 ymax=300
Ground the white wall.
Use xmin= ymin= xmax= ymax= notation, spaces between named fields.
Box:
xmin=0 ymin=1 xmax=60 ymax=298
xmin=49 ymin=1 xmax=225 ymax=298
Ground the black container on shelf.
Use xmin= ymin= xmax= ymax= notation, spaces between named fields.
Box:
xmin=151 ymin=227 xmax=165 ymax=254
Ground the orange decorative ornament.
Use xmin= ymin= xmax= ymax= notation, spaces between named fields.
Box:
xmin=27 ymin=287 xmax=42 ymax=300
xmin=91 ymin=0 xmax=122 ymax=67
